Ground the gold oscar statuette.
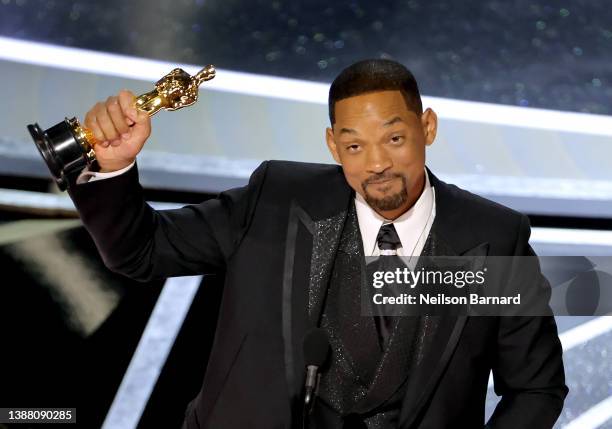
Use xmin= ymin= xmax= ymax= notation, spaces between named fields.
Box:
xmin=27 ymin=64 xmax=216 ymax=191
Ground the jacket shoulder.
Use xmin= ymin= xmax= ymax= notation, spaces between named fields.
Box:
xmin=265 ymin=160 xmax=343 ymax=179
xmin=443 ymin=181 xmax=526 ymax=223
xmin=433 ymin=176 xmax=530 ymax=254
xmin=256 ymin=160 xmax=351 ymax=219
xmin=262 ymin=160 xmax=346 ymax=195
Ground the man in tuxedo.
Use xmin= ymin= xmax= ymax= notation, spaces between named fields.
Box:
xmin=67 ymin=59 xmax=567 ymax=428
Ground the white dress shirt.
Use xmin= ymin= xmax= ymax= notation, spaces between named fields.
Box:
xmin=355 ymin=169 xmax=436 ymax=258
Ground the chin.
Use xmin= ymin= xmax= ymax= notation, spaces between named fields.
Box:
xmin=371 ymin=183 xmax=398 ymax=196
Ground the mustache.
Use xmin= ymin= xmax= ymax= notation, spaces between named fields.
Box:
xmin=363 ymin=172 xmax=405 ymax=185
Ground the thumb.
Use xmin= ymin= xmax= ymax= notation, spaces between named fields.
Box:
xmin=134 ymin=109 xmax=150 ymax=125
xmin=130 ymin=110 xmax=151 ymax=137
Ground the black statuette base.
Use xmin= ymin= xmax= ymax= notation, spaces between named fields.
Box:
xmin=27 ymin=119 xmax=92 ymax=191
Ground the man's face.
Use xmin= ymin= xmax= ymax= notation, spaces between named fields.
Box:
xmin=326 ymin=90 xmax=437 ymax=219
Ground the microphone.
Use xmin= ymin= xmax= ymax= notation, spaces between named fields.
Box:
xmin=303 ymin=328 xmax=330 ymax=413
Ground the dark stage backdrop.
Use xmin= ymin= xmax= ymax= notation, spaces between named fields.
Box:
xmin=0 ymin=217 xmax=223 ymax=428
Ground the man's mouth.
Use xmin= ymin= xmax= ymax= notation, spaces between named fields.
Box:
xmin=367 ymin=177 xmax=396 ymax=185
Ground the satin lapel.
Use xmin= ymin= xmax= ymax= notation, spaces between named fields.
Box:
xmin=281 ymin=199 xmax=349 ymax=408
xmin=397 ymin=315 xmax=467 ymax=429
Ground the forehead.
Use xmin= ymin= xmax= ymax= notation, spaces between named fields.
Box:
xmin=334 ymin=90 xmax=413 ymax=124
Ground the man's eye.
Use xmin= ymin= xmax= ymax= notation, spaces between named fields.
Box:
xmin=347 ymin=144 xmax=361 ymax=152
xmin=391 ymin=135 xmax=404 ymax=143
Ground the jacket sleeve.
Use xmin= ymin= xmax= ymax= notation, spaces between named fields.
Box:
xmin=66 ymin=159 xmax=268 ymax=282
xmin=486 ymin=214 xmax=568 ymax=429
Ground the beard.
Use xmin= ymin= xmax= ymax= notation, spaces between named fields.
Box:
xmin=361 ymin=172 xmax=409 ymax=212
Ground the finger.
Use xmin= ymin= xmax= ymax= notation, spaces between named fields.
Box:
xmin=110 ymin=139 xmax=122 ymax=147
xmin=118 ymin=89 xmax=138 ymax=124
xmin=134 ymin=109 xmax=149 ymax=124
xmin=131 ymin=111 xmax=151 ymax=141
xmin=84 ymin=106 xmax=106 ymax=144
xmin=107 ymin=96 xmax=130 ymax=135
xmin=95 ymin=100 xmax=120 ymax=141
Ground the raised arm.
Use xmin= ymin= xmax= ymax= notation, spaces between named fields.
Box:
xmin=65 ymin=90 xmax=268 ymax=282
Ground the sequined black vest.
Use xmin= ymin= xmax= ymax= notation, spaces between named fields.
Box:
xmin=309 ymin=202 xmax=437 ymax=429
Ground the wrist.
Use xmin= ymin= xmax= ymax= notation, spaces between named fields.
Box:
xmin=98 ymin=159 xmax=135 ymax=173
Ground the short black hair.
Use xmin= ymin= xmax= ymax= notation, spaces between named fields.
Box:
xmin=328 ymin=59 xmax=423 ymax=125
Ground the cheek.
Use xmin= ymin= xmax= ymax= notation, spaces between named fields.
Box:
xmin=345 ymin=170 xmax=363 ymax=187
xmin=341 ymin=165 xmax=365 ymax=190
xmin=339 ymin=156 xmax=360 ymax=176
xmin=395 ymin=144 xmax=424 ymax=167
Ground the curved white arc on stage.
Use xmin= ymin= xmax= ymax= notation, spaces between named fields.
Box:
xmin=488 ymin=316 xmax=612 ymax=389
xmin=0 ymin=36 xmax=328 ymax=105
xmin=562 ymin=396 xmax=612 ymax=429
xmin=3 ymin=185 xmax=612 ymax=254
xmin=1 ymin=35 xmax=612 ymax=136
xmin=530 ymin=228 xmax=612 ymax=247
xmin=101 ymin=276 xmax=202 ymax=429
xmin=557 ymin=316 xmax=612 ymax=351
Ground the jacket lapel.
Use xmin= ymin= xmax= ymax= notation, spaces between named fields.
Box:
xmin=281 ymin=174 xmax=353 ymax=413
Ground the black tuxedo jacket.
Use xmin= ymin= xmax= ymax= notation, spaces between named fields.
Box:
xmin=67 ymin=160 xmax=567 ymax=428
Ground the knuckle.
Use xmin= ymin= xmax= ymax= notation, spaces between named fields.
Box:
xmin=85 ymin=119 xmax=96 ymax=131
xmin=120 ymin=97 xmax=132 ymax=112
xmin=107 ymin=100 xmax=120 ymax=112
xmin=98 ymin=103 xmax=110 ymax=118
xmin=106 ymin=97 xmax=118 ymax=109
xmin=84 ymin=111 xmax=93 ymax=126
xmin=96 ymin=110 xmax=109 ymax=125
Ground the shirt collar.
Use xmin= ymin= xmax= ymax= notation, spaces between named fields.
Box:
xmin=355 ymin=168 xmax=434 ymax=256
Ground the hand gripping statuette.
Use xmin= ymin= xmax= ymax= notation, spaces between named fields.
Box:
xmin=27 ymin=65 xmax=216 ymax=190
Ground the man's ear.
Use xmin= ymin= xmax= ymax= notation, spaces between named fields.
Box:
xmin=326 ymin=127 xmax=342 ymax=164
xmin=421 ymin=108 xmax=438 ymax=147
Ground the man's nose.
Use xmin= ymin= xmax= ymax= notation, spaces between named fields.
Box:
xmin=365 ymin=145 xmax=392 ymax=173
